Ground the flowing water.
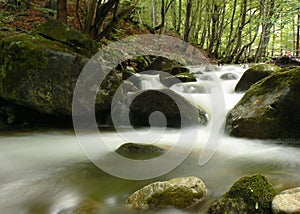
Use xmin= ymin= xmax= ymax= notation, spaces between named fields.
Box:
xmin=0 ymin=65 xmax=300 ymax=214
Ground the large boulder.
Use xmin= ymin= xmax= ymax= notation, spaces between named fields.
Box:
xmin=272 ymin=187 xmax=300 ymax=214
xmin=129 ymin=89 xmax=207 ymax=127
xmin=226 ymin=67 xmax=300 ymax=139
xmin=207 ymin=174 xmax=276 ymax=214
xmin=235 ymin=64 xmax=281 ymax=92
xmin=126 ymin=176 xmax=207 ymax=209
xmin=0 ymin=34 xmax=119 ymax=128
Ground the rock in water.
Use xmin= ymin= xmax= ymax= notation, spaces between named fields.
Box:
xmin=235 ymin=64 xmax=281 ymax=92
xmin=226 ymin=67 xmax=300 ymax=139
xmin=126 ymin=176 xmax=207 ymax=209
xmin=207 ymin=174 xmax=276 ymax=214
xmin=272 ymin=187 xmax=300 ymax=214
xmin=129 ymin=89 xmax=207 ymax=127
xmin=115 ymin=143 xmax=166 ymax=160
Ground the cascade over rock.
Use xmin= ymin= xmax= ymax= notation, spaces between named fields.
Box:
xmin=129 ymin=89 xmax=207 ymax=127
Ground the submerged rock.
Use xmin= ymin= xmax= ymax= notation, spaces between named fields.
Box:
xmin=115 ymin=143 xmax=166 ymax=160
xmin=58 ymin=200 xmax=101 ymax=214
xmin=235 ymin=64 xmax=281 ymax=92
xmin=207 ymin=174 xmax=276 ymax=214
xmin=220 ymin=73 xmax=239 ymax=80
xmin=272 ymin=187 xmax=300 ymax=214
xmin=129 ymin=89 xmax=207 ymax=127
xmin=126 ymin=176 xmax=207 ymax=209
xmin=226 ymin=67 xmax=300 ymax=139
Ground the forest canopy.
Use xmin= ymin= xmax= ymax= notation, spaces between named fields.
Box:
xmin=2 ymin=0 xmax=300 ymax=63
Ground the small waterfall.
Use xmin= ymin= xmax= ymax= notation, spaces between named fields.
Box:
xmin=134 ymin=74 xmax=165 ymax=90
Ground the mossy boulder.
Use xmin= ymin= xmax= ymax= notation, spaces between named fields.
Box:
xmin=207 ymin=174 xmax=276 ymax=214
xmin=226 ymin=67 xmax=300 ymax=139
xmin=115 ymin=143 xmax=166 ymax=160
xmin=235 ymin=64 xmax=281 ymax=92
xmin=129 ymin=89 xmax=207 ymax=127
xmin=0 ymin=34 xmax=120 ymax=127
xmin=126 ymin=176 xmax=207 ymax=209
xmin=35 ymin=19 xmax=98 ymax=57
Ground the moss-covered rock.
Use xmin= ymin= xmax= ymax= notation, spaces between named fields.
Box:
xmin=226 ymin=67 xmax=300 ymax=139
xmin=0 ymin=34 xmax=120 ymax=127
xmin=115 ymin=142 xmax=166 ymax=160
xmin=126 ymin=176 xmax=207 ymax=209
xmin=35 ymin=19 xmax=98 ymax=57
xmin=207 ymin=174 xmax=276 ymax=214
xmin=272 ymin=187 xmax=300 ymax=214
xmin=129 ymin=89 xmax=207 ymax=127
xmin=235 ymin=64 xmax=281 ymax=92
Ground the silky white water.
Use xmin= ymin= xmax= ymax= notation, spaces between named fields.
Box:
xmin=0 ymin=65 xmax=299 ymax=213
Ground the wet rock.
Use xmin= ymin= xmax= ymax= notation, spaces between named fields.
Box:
xmin=207 ymin=174 xmax=276 ymax=214
xmin=272 ymin=187 xmax=300 ymax=214
xmin=126 ymin=176 xmax=207 ymax=209
xmin=235 ymin=64 xmax=281 ymax=92
xmin=226 ymin=67 xmax=300 ymax=139
xmin=122 ymin=66 xmax=136 ymax=80
xmin=220 ymin=73 xmax=239 ymax=80
xmin=170 ymin=66 xmax=190 ymax=75
xmin=115 ymin=143 xmax=166 ymax=160
xmin=175 ymin=72 xmax=197 ymax=82
xmin=129 ymin=89 xmax=207 ymax=127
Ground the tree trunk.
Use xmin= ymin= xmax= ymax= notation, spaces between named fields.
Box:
xmin=296 ymin=9 xmax=300 ymax=57
xmin=184 ymin=0 xmax=192 ymax=42
xmin=84 ymin=0 xmax=98 ymax=35
xmin=176 ymin=0 xmax=182 ymax=33
xmin=152 ymin=0 xmax=157 ymax=28
xmin=57 ymin=0 xmax=67 ymax=24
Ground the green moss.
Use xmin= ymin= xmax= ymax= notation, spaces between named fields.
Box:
xmin=35 ymin=19 xmax=98 ymax=57
xmin=207 ymin=174 xmax=276 ymax=214
xmin=147 ymin=186 xmax=203 ymax=209
xmin=175 ymin=72 xmax=197 ymax=82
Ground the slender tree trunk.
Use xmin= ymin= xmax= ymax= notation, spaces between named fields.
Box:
xmin=152 ymin=0 xmax=157 ymax=28
xmin=57 ymin=0 xmax=67 ymax=23
xmin=296 ymin=9 xmax=300 ymax=57
xmin=84 ymin=0 xmax=98 ymax=35
xmin=176 ymin=0 xmax=182 ymax=32
xmin=184 ymin=0 xmax=192 ymax=42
